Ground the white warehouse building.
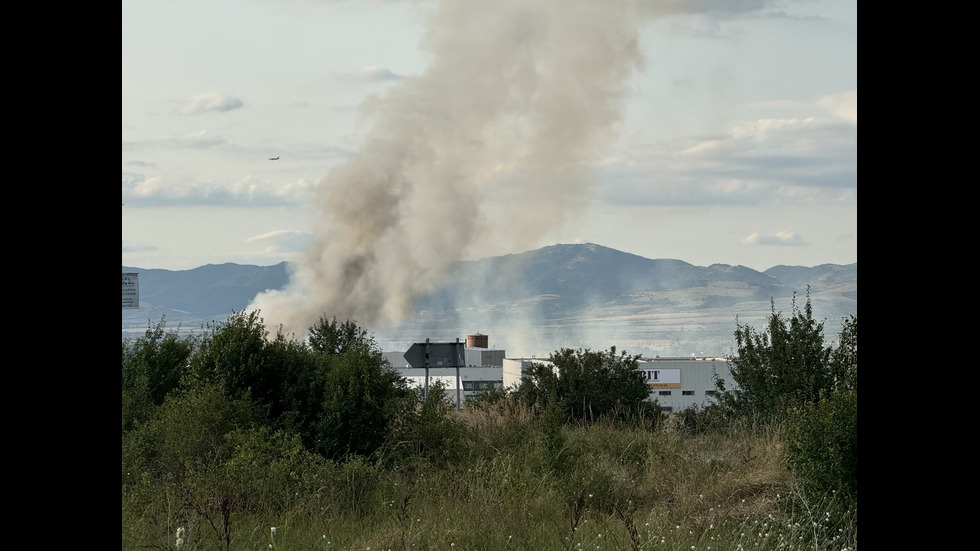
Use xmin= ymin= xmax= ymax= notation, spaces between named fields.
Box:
xmin=388 ymin=333 xmax=737 ymax=413
xmin=503 ymin=355 xmax=734 ymax=412
xmin=386 ymin=333 xmax=507 ymax=406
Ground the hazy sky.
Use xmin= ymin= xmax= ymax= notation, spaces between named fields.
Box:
xmin=122 ymin=0 xmax=856 ymax=334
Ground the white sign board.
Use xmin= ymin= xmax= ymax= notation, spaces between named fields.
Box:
xmin=640 ymin=368 xmax=680 ymax=389
xmin=122 ymin=272 xmax=139 ymax=309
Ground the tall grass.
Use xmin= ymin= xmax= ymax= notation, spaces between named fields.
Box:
xmin=122 ymin=403 xmax=856 ymax=550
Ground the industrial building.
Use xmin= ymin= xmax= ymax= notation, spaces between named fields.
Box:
xmin=635 ymin=356 xmax=733 ymax=412
xmin=385 ymin=333 xmax=507 ymax=406
xmin=503 ymin=355 xmax=733 ymax=412
xmin=388 ymin=333 xmax=736 ymax=412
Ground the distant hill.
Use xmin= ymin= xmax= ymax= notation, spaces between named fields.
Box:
xmin=416 ymin=244 xmax=794 ymax=313
xmin=123 ymin=243 xmax=856 ymax=357
xmin=762 ymin=263 xmax=858 ymax=301
xmin=121 ymin=262 xmax=291 ymax=332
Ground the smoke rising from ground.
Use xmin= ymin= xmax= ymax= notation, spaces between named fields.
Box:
xmin=249 ymin=0 xmax=648 ymax=339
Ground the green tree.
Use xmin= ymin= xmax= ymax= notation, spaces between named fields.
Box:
xmin=515 ymin=347 xmax=655 ymax=424
xmin=314 ymin=341 xmax=413 ymax=460
xmin=306 ymin=315 xmax=417 ymax=460
xmin=785 ymin=315 xmax=857 ymax=510
xmin=712 ymin=293 xmax=857 ymax=512
xmin=383 ymin=381 xmax=468 ymax=469
xmin=122 ymin=316 xmax=197 ymax=433
xmin=187 ymin=310 xmax=270 ymax=402
xmin=122 ymin=382 xmax=314 ymax=550
xmin=785 ymin=384 xmax=857 ymax=511
xmin=308 ymin=315 xmax=374 ymax=355
xmin=830 ymin=315 xmax=858 ymax=394
xmin=714 ymin=290 xmax=834 ymax=420
xmin=122 ymin=381 xmax=262 ymax=490
xmin=262 ymin=328 xmax=323 ymax=445
xmin=186 ymin=310 xmax=321 ymax=439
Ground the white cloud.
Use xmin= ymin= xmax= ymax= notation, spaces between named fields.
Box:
xmin=817 ymin=90 xmax=857 ymax=123
xmin=596 ymin=109 xmax=856 ymax=208
xmin=336 ymin=65 xmax=403 ymax=83
xmin=742 ymin=231 xmax=807 ymax=246
xmin=179 ymin=93 xmax=245 ymax=115
xmin=245 ymin=230 xmax=313 ymax=253
xmin=122 ymin=174 xmax=314 ymax=206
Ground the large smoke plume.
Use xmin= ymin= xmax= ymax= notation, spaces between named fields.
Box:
xmin=249 ymin=0 xmax=649 ymax=339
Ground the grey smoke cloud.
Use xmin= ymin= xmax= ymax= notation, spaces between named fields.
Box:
xmin=249 ymin=0 xmax=649 ymax=338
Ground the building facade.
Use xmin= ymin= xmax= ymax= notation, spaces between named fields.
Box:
xmin=636 ymin=357 xmax=733 ymax=412
xmin=388 ymin=334 xmax=736 ymax=412
xmin=388 ymin=333 xmax=507 ymax=406
xmin=503 ymin=356 xmax=735 ymax=412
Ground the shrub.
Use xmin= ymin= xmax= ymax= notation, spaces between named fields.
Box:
xmin=382 ymin=382 xmax=470 ymax=469
xmin=122 ymin=316 xmax=196 ymax=432
xmin=784 ymin=388 xmax=857 ymax=512
xmin=516 ymin=347 xmax=652 ymax=425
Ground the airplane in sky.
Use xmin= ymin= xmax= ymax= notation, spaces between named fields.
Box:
xmin=268 ymin=156 xmax=279 ymax=160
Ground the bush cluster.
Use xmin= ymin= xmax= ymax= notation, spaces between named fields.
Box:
xmin=122 ymin=298 xmax=857 ymax=549
xmin=712 ymin=291 xmax=857 ymax=512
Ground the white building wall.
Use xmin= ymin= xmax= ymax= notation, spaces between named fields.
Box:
xmin=391 ymin=349 xmax=737 ymax=413
xmin=465 ymin=348 xmax=506 ymax=367
xmin=502 ymin=358 xmax=536 ymax=390
xmin=639 ymin=357 xmax=735 ymax=412
xmin=395 ymin=366 xmax=503 ymax=400
xmin=502 ymin=356 xmax=735 ymax=412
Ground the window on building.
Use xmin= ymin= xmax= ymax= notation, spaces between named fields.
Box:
xmin=682 ymin=390 xmax=694 ymax=396
xmin=660 ymin=406 xmax=673 ymax=412
xmin=705 ymin=390 xmax=718 ymax=396
xmin=658 ymin=390 xmax=671 ymax=396
xmin=464 ymin=381 xmax=502 ymax=392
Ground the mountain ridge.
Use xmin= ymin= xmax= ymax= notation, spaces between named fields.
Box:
xmin=123 ymin=243 xmax=856 ymax=357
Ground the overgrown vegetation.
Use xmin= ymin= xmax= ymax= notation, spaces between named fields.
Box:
xmin=122 ymin=295 xmax=857 ymax=550
xmin=713 ymin=290 xmax=857 ymax=514
xmin=511 ymin=346 xmax=663 ymax=427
